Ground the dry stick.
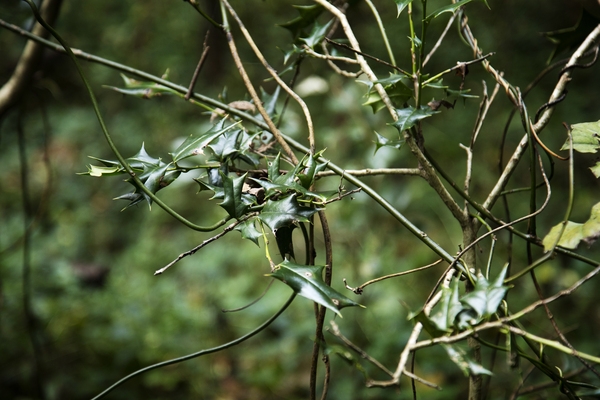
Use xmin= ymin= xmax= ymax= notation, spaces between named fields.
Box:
xmin=154 ymin=217 xmax=251 ymax=275
xmin=303 ymin=45 xmax=359 ymax=64
xmin=221 ymin=19 xmax=298 ymax=164
xmin=184 ymin=31 xmax=210 ymax=101
xmin=328 ymin=321 xmax=440 ymax=390
xmin=343 ymin=259 xmax=443 ymax=295
xmin=221 ymin=0 xmax=316 ymax=155
xmin=410 ymin=263 xmax=600 ymax=352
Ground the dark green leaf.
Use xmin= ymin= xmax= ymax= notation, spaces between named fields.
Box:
xmin=279 ymin=4 xmax=324 ymax=39
xmin=275 ymin=225 xmax=296 ymax=260
xmin=373 ymin=131 xmax=404 ymax=153
xmin=300 ymin=19 xmax=333 ymax=49
xmin=258 ymin=195 xmax=319 ymax=233
xmin=235 ymin=219 xmax=262 ymax=246
xmin=425 ymin=0 xmax=480 ymax=22
xmin=392 ymin=106 xmax=440 ymax=133
xmin=363 ymin=75 xmax=412 ymax=113
xmin=171 ymin=120 xmax=240 ymax=163
xmin=267 ymin=260 xmax=363 ymax=316
xmin=219 ymin=173 xmax=250 ymax=219
xmin=562 ymin=120 xmax=600 ymax=154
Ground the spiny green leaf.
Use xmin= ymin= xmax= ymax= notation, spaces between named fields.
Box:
xmin=267 ymin=260 xmax=363 ymax=316
xmin=373 ymin=131 xmax=404 ymax=153
xmin=392 ymin=106 xmax=439 ymax=133
xmin=542 ymin=202 xmax=600 ymax=251
xmin=105 ymin=74 xmax=179 ymax=99
xmin=275 ymin=225 xmax=296 ymax=260
xmin=562 ymin=120 xmax=600 ymax=154
xmin=219 ymin=173 xmax=251 ymax=219
xmin=83 ymin=164 xmax=123 ymax=177
xmin=279 ymin=4 xmax=324 ymax=39
xmin=235 ymin=219 xmax=262 ymax=246
xmin=429 ymin=279 xmax=462 ymax=333
xmin=259 ymin=195 xmax=319 ymax=233
xmin=443 ymin=344 xmax=493 ymax=377
xmin=362 ymin=75 xmax=412 ymax=113
xmin=300 ymin=19 xmax=333 ymax=49
xmin=171 ymin=120 xmax=240 ymax=163
xmin=393 ymin=0 xmax=413 ymax=17
xmin=425 ymin=0 xmax=481 ymax=22
xmin=297 ymin=151 xmax=328 ymax=189
xmin=459 ymin=266 xmax=510 ymax=327
xmin=268 ymin=153 xmax=283 ymax=182
xmin=128 ymin=143 xmax=161 ymax=169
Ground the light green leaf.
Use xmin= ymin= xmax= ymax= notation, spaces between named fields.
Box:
xmin=259 ymin=195 xmax=319 ymax=233
xmin=84 ymin=164 xmax=122 ymax=177
xmin=542 ymin=203 xmax=600 ymax=251
xmin=392 ymin=106 xmax=440 ymax=133
xmin=590 ymin=162 xmax=600 ymax=178
xmin=267 ymin=260 xmax=363 ymax=316
xmin=393 ymin=0 xmax=413 ymax=17
xmin=104 ymin=74 xmax=179 ymax=99
xmin=562 ymin=120 xmax=600 ymax=154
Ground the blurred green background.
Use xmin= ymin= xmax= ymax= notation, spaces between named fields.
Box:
xmin=1 ymin=0 xmax=599 ymax=399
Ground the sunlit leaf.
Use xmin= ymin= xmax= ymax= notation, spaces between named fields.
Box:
xmin=267 ymin=260 xmax=363 ymax=316
xmin=542 ymin=202 xmax=600 ymax=251
xmin=84 ymin=164 xmax=123 ymax=177
xmin=392 ymin=106 xmax=439 ymax=133
xmin=562 ymin=120 xmax=600 ymax=154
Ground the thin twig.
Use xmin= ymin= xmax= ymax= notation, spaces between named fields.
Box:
xmin=185 ymin=31 xmax=210 ymax=101
xmin=222 ymin=279 xmax=274 ymax=313
xmin=317 ymin=168 xmax=421 ymax=177
xmin=423 ymin=12 xmax=457 ymax=66
xmin=222 ymin=0 xmax=317 ymax=155
xmin=343 ymin=259 xmax=442 ymax=295
xmin=154 ymin=217 xmax=253 ymax=275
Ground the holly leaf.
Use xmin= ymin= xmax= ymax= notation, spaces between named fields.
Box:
xmin=267 ymin=260 xmax=363 ymax=316
xmin=458 ymin=266 xmax=510 ymax=328
xmin=219 ymin=173 xmax=251 ymax=219
xmin=235 ymin=219 xmax=262 ymax=246
xmin=373 ymin=131 xmax=404 ymax=153
xmin=279 ymin=4 xmax=323 ymax=40
xmin=300 ymin=19 xmax=333 ymax=49
xmin=443 ymin=344 xmax=493 ymax=377
xmin=562 ymin=120 xmax=600 ymax=154
xmin=362 ymin=75 xmax=412 ymax=113
xmin=393 ymin=0 xmax=413 ymax=17
xmin=542 ymin=202 xmax=600 ymax=251
xmin=392 ymin=106 xmax=439 ymax=133
xmin=429 ymin=279 xmax=463 ymax=333
xmin=171 ymin=120 xmax=240 ymax=163
xmin=275 ymin=225 xmax=296 ymax=260
xmin=258 ymin=195 xmax=319 ymax=233
xmin=425 ymin=0 xmax=484 ymax=22
xmin=105 ymin=73 xmax=179 ymax=99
